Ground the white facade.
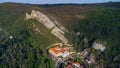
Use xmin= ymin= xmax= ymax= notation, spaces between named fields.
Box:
xmin=61 ymin=51 xmax=69 ymax=58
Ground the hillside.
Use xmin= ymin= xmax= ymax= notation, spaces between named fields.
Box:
xmin=0 ymin=2 xmax=120 ymax=68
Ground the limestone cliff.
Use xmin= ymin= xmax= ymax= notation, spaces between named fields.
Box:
xmin=25 ymin=10 xmax=71 ymax=46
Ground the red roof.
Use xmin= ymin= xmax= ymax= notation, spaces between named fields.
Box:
xmin=50 ymin=47 xmax=66 ymax=54
xmin=74 ymin=62 xmax=80 ymax=65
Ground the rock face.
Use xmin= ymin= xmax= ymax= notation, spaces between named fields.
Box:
xmin=51 ymin=27 xmax=68 ymax=45
xmin=92 ymin=42 xmax=106 ymax=51
xmin=31 ymin=10 xmax=56 ymax=29
xmin=26 ymin=10 xmax=70 ymax=46
xmin=54 ymin=20 xmax=68 ymax=33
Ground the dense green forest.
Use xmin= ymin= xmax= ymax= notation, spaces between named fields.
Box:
xmin=74 ymin=8 xmax=120 ymax=68
xmin=0 ymin=3 xmax=57 ymax=68
xmin=0 ymin=2 xmax=120 ymax=68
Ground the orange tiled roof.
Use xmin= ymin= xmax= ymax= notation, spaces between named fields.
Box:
xmin=74 ymin=62 xmax=80 ymax=65
xmin=50 ymin=47 xmax=66 ymax=54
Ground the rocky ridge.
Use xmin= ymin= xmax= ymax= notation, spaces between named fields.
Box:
xmin=25 ymin=10 xmax=71 ymax=46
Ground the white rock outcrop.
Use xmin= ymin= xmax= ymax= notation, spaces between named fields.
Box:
xmin=31 ymin=10 xmax=56 ymax=29
xmin=92 ymin=42 xmax=106 ymax=51
xmin=26 ymin=10 xmax=70 ymax=46
xmin=25 ymin=13 xmax=32 ymax=19
xmin=54 ymin=20 xmax=68 ymax=33
xmin=51 ymin=27 xmax=68 ymax=44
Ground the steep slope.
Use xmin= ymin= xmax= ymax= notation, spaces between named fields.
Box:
xmin=0 ymin=3 xmax=60 ymax=67
xmin=0 ymin=2 xmax=120 ymax=68
xmin=25 ymin=10 xmax=70 ymax=46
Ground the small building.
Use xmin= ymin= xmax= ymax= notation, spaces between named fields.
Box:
xmin=49 ymin=46 xmax=69 ymax=58
xmin=66 ymin=62 xmax=83 ymax=68
xmin=73 ymin=62 xmax=81 ymax=68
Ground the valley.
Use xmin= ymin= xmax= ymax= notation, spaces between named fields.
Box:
xmin=0 ymin=2 xmax=120 ymax=68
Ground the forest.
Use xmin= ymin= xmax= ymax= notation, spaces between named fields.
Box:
xmin=0 ymin=2 xmax=120 ymax=68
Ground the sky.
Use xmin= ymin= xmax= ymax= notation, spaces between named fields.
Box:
xmin=0 ymin=0 xmax=120 ymax=4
